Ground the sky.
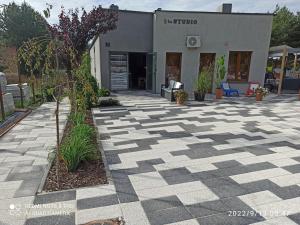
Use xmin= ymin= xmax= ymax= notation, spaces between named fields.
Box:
xmin=1 ymin=0 xmax=299 ymax=23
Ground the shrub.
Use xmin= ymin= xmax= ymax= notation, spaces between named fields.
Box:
xmin=61 ymin=124 xmax=95 ymax=172
xmin=99 ymin=98 xmax=120 ymax=107
xmin=75 ymin=52 xmax=98 ymax=110
xmin=195 ymin=66 xmax=213 ymax=94
xmin=43 ymin=86 xmax=55 ymax=102
xmin=215 ymin=55 xmax=226 ymax=89
xmin=98 ymin=88 xmax=110 ymax=97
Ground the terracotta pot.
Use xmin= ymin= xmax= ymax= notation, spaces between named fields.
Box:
xmin=215 ymin=88 xmax=223 ymax=99
xmin=194 ymin=92 xmax=205 ymax=101
xmin=256 ymin=92 xmax=263 ymax=101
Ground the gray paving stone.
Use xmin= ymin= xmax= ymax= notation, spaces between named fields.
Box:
xmin=289 ymin=212 xmax=300 ymax=224
xmin=213 ymin=160 xmax=242 ymax=169
xmin=25 ymin=213 xmax=75 ymax=225
xmin=159 ymin=167 xmax=191 ymax=178
xmin=161 ymin=173 xmax=196 ymax=185
xmin=34 ymin=190 xmax=76 ymax=204
xmin=141 ymin=195 xmax=183 ymax=213
xmin=146 ymin=206 xmax=193 ymax=225
xmin=77 ymin=194 xmax=119 ymax=210
xmin=14 ymin=179 xmax=41 ymax=198
xmin=211 ymin=183 xmax=249 ymax=198
xmin=201 ymin=177 xmax=238 ymax=188
xmin=283 ymin=164 xmax=300 ymax=174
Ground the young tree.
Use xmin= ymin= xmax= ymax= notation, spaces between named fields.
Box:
xmin=49 ymin=6 xmax=118 ymax=70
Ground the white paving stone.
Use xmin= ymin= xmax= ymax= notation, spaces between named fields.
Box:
xmin=230 ymin=168 xmax=291 ymax=184
xmin=129 ymin=172 xmax=168 ymax=190
xmin=269 ymin=158 xmax=300 ymax=167
xmin=76 ymin=205 xmax=122 ymax=225
xmin=252 ymin=197 xmax=300 ymax=219
xmin=270 ymin=173 xmax=300 ymax=187
xmin=239 ymin=191 xmax=282 ymax=207
xmin=120 ymin=202 xmax=151 ymax=225
xmin=177 ymin=188 xmax=219 ymax=205
xmin=76 ymin=185 xmax=116 ymax=200
xmin=136 ymin=181 xmax=209 ymax=201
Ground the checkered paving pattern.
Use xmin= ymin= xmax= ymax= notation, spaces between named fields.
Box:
xmin=22 ymin=93 xmax=300 ymax=225
xmin=0 ymin=99 xmax=70 ymax=225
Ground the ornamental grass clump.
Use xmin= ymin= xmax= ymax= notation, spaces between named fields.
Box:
xmin=69 ymin=112 xmax=85 ymax=126
xmin=61 ymin=124 xmax=95 ymax=172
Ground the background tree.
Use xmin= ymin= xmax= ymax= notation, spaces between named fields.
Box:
xmin=271 ymin=5 xmax=299 ymax=47
xmin=287 ymin=13 xmax=300 ymax=47
xmin=0 ymin=2 xmax=49 ymax=48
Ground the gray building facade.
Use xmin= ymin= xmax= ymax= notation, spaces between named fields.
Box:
xmin=90 ymin=5 xmax=273 ymax=95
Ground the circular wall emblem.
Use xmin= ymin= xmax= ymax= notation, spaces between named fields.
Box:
xmin=188 ymin=37 xmax=197 ymax=46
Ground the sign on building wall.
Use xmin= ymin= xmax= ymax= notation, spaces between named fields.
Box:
xmin=164 ymin=18 xmax=198 ymax=25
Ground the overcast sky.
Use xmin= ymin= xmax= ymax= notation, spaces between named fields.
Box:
xmin=1 ymin=0 xmax=299 ymax=23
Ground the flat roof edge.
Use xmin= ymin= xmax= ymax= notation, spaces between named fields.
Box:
xmin=154 ymin=9 xmax=274 ymax=16
xmin=116 ymin=9 xmax=273 ymax=16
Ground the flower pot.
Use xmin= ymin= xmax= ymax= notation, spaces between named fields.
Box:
xmin=256 ymin=92 xmax=263 ymax=101
xmin=194 ymin=92 xmax=205 ymax=101
xmin=215 ymin=88 xmax=223 ymax=99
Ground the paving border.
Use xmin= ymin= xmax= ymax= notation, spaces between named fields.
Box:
xmin=92 ymin=107 xmax=114 ymax=186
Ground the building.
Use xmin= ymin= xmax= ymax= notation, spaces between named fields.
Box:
xmin=90 ymin=4 xmax=273 ymax=96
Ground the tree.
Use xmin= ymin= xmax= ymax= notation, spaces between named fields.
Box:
xmin=48 ymin=6 xmax=118 ymax=70
xmin=287 ymin=13 xmax=300 ymax=47
xmin=271 ymin=5 xmax=297 ymax=47
xmin=0 ymin=2 xmax=49 ymax=48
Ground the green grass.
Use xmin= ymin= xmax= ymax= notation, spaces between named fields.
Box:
xmin=60 ymin=123 xmax=96 ymax=172
xmin=69 ymin=112 xmax=85 ymax=126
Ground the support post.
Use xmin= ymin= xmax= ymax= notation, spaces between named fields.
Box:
xmin=294 ymin=54 xmax=298 ymax=71
xmin=0 ymin=84 xmax=5 ymax=121
xmin=17 ymin=57 xmax=24 ymax=108
xmin=277 ymin=47 xmax=287 ymax=95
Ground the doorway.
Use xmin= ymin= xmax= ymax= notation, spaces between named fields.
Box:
xmin=129 ymin=53 xmax=147 ymax=90
xmin=199 ymin=53 xmax=216 ymax=93
xmin=165 ymin=52 xmax=182 ymax=85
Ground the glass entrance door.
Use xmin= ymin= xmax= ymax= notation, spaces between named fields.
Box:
xmin=146 ymin=52 xmax=157 ymax=93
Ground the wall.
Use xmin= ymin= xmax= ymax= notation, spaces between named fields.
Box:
xmin=153 ymin=11 xmax=273 ymax=95
xmin=96 ymin=10 xmax=153 ymax=89
xmin=90 ymin=37 xmax=102 ymax=87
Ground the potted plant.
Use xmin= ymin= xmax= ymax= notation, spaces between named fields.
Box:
xmin=194 ymin=67 xmax=212 ymax=101
xmin=255 ymin=86 xmax=268 ymax=101
xmin=215 ymin=55 xmax=226 ymax=99
xmin=175 ymin=89 xmax=188 ymax=105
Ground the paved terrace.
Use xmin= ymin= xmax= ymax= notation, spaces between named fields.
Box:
xmin=0 ymin=99 xmax=70 ymax=225
xmin=90 ymin=92 xmax=300 ymax=225
xmin=7 ymin=92 xmax=300 ymax=225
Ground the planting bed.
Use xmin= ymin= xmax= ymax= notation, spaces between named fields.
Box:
xmin=43 ymin=110 xmax=107 ymax=192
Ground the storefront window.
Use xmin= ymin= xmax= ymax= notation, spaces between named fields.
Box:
xmin=227 ymin=51 xmax=252 ymax=81
xmin=165 ymin=53 xmax=182 ymax=84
